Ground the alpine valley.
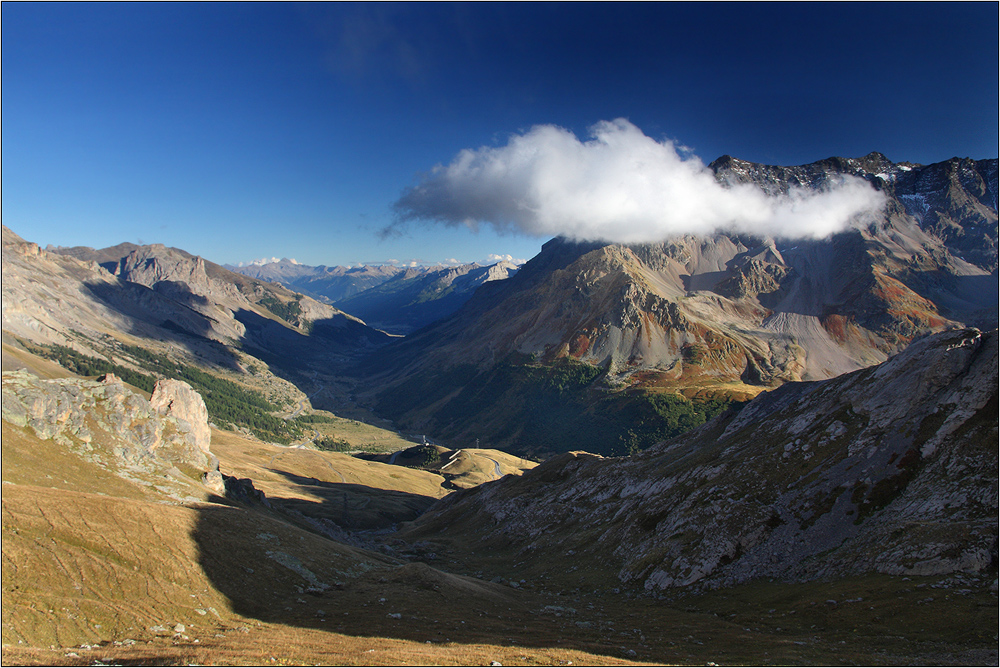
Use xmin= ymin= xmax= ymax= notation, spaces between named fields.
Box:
xmin=2 ymin=152 xmax=997 ymax=666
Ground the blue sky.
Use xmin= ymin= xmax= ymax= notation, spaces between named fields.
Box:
xmin=3 ymin=2 xmax=997 ymax=267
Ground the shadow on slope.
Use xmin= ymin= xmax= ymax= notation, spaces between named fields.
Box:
xmin=911 ymin=271 xmax=1000 ymax=327
xmin=259 ymin=468 xmax=439 ymax=531
xmin=81 ymin=279 xmax=243 ymax=371
xmin=189 ymin=497 xmax=673 ymax=665
xmin=233 ymin=307 xmax=391 ymax=375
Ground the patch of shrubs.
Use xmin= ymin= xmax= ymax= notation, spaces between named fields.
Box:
xmin=258 ymin=295 xmax=303 ymax=325
xmin=39 ymin=343 xmax=157 ymax=393
xmin=313 ymin=436 xmax=352 ymax=452
xmin=296 ymin=414 xmax=337 ymax=424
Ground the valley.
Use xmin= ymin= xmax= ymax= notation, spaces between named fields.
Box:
xmin=2 ymin=151 xmax=997 ymax=666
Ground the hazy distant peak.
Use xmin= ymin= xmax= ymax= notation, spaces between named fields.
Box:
xmin=238 ymin=257 xmax=300 ymax=267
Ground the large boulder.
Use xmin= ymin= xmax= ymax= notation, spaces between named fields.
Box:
xmin=149 ymin=379 xmax=211 ymax=454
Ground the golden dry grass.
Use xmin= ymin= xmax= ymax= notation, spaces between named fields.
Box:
xmin=307 ymin=413 xmax=416 ymax=453
xmin=1 ymin=342 xmax=76 ymax=381
xmin=363 ymin=443 xmax=538 ymax=489
xmin=2 ymin=423 xmax=155 ymax=502
xmin=437 ymin=448 xmax=537 ymax=488
xmin=212 ymin=429 xmax=449 ymax=499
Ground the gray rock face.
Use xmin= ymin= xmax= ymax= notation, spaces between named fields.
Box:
xmin=1 ymin=226 xmax=241 ymax=349
xmin=150 ymin=379 xmax=211 ymax=455
xmin=402 ymin=328 xmax=998 ymax=590
xmin=40 ymin=237 xmax=390 ymax=349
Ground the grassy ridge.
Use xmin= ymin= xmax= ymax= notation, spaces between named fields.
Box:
xmin=376 ymin=357 xmax=742 ymax=457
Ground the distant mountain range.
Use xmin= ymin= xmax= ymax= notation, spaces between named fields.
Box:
xmin=225 ymin=259 xmax=402 ymax=302
xmin=332 ymin=262 xmax=519 ymax=334
xmin=363 ymin=153 xmax=998 ymax=456
xmin=226 ymin=259 xmax=521 ymax=335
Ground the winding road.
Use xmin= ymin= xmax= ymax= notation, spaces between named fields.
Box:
xmin=479 ymin=455 xmax=503 ymax=480
xmin=288 ymin=379 xmax=326 ymax=419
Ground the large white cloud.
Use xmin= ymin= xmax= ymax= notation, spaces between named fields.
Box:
xmin=391 ymin=119 xmax=885 ymax=243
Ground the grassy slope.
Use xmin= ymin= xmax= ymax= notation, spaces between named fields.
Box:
xmin=303 ymin=412 xmax=417 ymax=454
xmin=359 ymin=443 xmax=538 ymax=489
xmin=4 ymin=418 xmax=996 ymax=666
xmin=0 ymin=420 xmax=649 ymax=667
xmin=210 ymin=429 xmax=448 ymax=531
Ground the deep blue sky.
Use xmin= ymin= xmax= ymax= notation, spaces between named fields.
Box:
xmin=3 ymin=2 xmax=997 ymax=267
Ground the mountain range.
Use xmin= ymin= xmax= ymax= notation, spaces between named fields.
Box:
xmin=2 ymin=149 xmax=997 ymax=665
xmin=226 ymin=258 xmax=521 ymax=334
xmin=224 ymin=259 xmax=404 ymax=302
xmin=3 ymin=228 xmax=391 ymax=443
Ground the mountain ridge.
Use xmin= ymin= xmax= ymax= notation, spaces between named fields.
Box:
xmin=226 ymin=258 xmax=522 ymax=335
xmin=398 ymin=327 xmax=998 ymax=591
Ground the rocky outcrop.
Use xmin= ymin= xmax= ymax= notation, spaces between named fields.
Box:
xmin=1 ymin=370 xmax=224 ymax=495
xmin=400 ymin=328 xmax=998 ymax=590
xmin=150 ymin=379 xmax=211 ymax=454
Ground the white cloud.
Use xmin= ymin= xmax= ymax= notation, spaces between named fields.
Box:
xmin=392 ymin=119 xmax=885 ymax=243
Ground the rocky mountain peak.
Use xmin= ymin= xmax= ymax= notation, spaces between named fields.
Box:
xmin=366 ymin=153 xmax=996 ymax=456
